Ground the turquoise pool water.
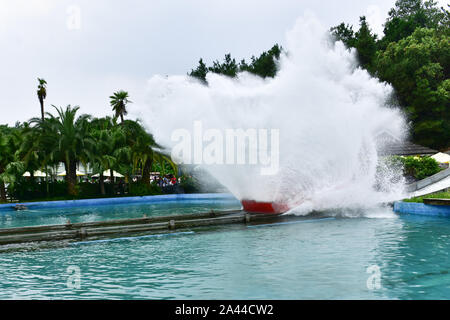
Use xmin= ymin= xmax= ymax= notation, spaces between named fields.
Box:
xmin=0 ymin=198 xmax=241 ymax=229
xmin=0 ymin=200 xmax=449 ymax=299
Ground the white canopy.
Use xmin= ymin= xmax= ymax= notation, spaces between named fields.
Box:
xmin=431 ymin=152 xmax=450 ymax=164
xmin=57 ymin=170 xmax=86 ymax=176
xmin=92 ymin=170 xmax=124 ymax=178
xmin=23 ymin=170 xmax=47 ymax=177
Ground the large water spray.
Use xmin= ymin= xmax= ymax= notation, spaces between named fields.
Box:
xmin=131 ymin=14 xmax=407 ymax=215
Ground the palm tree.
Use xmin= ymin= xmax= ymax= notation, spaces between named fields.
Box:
xmin=37 ymin=78 xmax=47 ymax=121
xmin=0 ymin=130 xmax=11 ymax=202
xmin=90 ymin=117 xmax=126 ymax=195
xmin=0 ymin=126 xmax=24 ymax=202
xmin=122 ymin=120 xmax=177 ymax=186
xmin=153 ymin=152 xmax=178 ymax=178
xmin=20 ymin=121 xmax=55 ymax=195
xmin=18 ymin=122 xmax=42 ymax=181
xmin=110 ymin=90 xmax=131 ymax=124
xmin=30 ymin=105 xmax=94 ymax=196
xmin=122 ymin=120 xmax=157 ymax=186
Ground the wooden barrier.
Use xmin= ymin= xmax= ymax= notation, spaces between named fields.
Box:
xmin=0 ymin=209 xmax=236 ymax=236
xmin=0 ymin=210 xmax=281 ymax=246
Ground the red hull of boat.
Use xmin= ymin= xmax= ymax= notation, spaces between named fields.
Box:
xmin=241 ymin=200 xmax=290 ymax=215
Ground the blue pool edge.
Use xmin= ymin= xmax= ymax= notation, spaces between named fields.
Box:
xmin=393 ymin=201 xmax=450 ymax=217
xmin=0 ymin=193 xmax=239 ymax=211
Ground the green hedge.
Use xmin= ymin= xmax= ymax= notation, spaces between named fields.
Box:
xmin=8 ymin=179 xmax=67 ymax=201
xmin=388 ymin=156 xmax=441 ymax=180
xmin=7 ymin=179 xmax=164 ymax=201
xmin=128 ymin=182 xmax=162 ymax=196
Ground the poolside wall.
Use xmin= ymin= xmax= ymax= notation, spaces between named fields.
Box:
xmin=0 ymin=193 xmax=239 ymax=212
xmin=394 ymin=201 xmax=450 ymax=217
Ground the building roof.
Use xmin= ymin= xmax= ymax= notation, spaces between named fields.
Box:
xmin=379 ymin=141 xmax=438 ymax=156
xmin=375 ymin=131 xmax=438 ymax=156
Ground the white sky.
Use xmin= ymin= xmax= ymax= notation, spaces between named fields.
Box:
xmin=0 ymin=0 xmax=448 ymax=125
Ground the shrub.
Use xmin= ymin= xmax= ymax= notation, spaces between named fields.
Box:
xmin=78 ymin=182 xmax=101 ymax=198
xmin=128 ymin=182 xmax=162 ymax=196
xmin=390 ymin=156 xmax=441 ymax=181
xmin=179 ymin=175 xmax=201 ymax=194
xmin=402 ymin=156 xmax=441 ymax=180
xmin=7 ymin=179 xmax=67 ymax=200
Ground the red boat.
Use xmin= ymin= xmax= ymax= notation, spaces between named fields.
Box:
xmin=241 ymin=200 xmax=291 ymax=215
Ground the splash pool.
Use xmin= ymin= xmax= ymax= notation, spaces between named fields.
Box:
xmin=0 ymin=197 xmax=449 ymax=300
xmin=0 ymin=194 xmax=241 ymax=229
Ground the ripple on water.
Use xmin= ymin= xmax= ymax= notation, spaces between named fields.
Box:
xmin=1 ymin=207 xmax=450 ymax=299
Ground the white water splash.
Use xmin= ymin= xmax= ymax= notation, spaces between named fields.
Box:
xmin=130 ymin=13 xmax=407 ymax=215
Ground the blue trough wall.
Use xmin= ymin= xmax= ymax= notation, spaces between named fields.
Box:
xmin=0 ymin=193 xmax=239 ymax=212
xmin=394 ymin=201 xmax=450 ymax=217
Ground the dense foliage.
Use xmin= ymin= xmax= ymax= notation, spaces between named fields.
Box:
xmin=189 ymin=1 xmax=450 ymax=151
xmin=0 ymin=88 xmax=179 ymax=202
xmin=189 ymin=44 xmax=282 ymax=82
xmin=188 ymin=13 xmax=447 ymax=186
xmin=375 ymin=28 xmax=449 ymax=148
xmin=389 ymin=155 xmax=442 ymax=180
xmin=331 ymin=0 xmax=449 ymax=150
xmin=3 ymin=2 xmax=448 ymax=201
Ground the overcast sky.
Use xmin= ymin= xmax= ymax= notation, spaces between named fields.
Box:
xmin=1 ymin=0 xmax=448 ymax=125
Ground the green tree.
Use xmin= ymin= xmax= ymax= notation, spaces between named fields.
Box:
xmin=152 ymin=152 xmax=178 ymax=177
xmin=381 ymin=0 xmax=445 ymax=48
xmin=189 ymin=58 xmax=208 ymax=83
xmin=354 ymin=16 xmax=378 ymax=70
xmin=0 ymin=126 xmax=24 ymax=202
xmin=330 ymin=23 xmax=357 ymax=48
xmin=122 ymin=120 xmax=157 ymax=186
xmin=239 ymin=44 xmax=282 ymax=78
xmin=37 ymin=78 xmax=47 ymax=121
xmin=90 ymin=117 xmax=127 ymax=195
xmin=209 ymin=54 xmax=239 ymax=77
xmin=30 ymin=106 xmax=94 ymax=196
xmin=374 ymin=27 xmax=449 ymax=149
xmin=0 ymin=128 xmax=13 ymax=201
xmin=110 ymin=90 xmax=132 ymax=124
xmin=19 ymin=122 xmax=45 ymax=182
xmin=189 ymin=44 xmax=282 ymax=84
xmin=330 ymin=0 xmax=448 ymax=150
xmin=332 ymin=17 xmax=377 ymax=70
xmin=121 ymin=120 xmax=177 ymax=187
